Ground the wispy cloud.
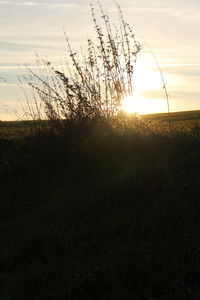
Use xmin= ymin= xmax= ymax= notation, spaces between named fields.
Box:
xmin=116 ymin=6 xmax=200 ymax=21
xmin=0 ymin=1 xmax=78 ymax=9
xmin=0 ymin=65 xmax=38 ymax=70
xmin=0 ymin=1 xmax=39 ymax=6
xmin=159 ymin=63 xmax=200 ymax=68
xmin=1 ymin=2 xmax=198 ymax=21
xmin=0 ymin=40 xmax=65 ymax=51
xmin=160 ymin=65 xmax=200 ymax=79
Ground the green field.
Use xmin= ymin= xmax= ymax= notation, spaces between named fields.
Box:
xmin=1 ymin=111 xmax=200 ymax=299
xmin=1 ymin=110 xmax=200 ymax=138
xmin=142 ymin=110 xmax=200 ymax=127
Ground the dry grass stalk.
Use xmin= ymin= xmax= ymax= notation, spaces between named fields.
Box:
xmin=20 ymin=2 xmax=141 ymax=126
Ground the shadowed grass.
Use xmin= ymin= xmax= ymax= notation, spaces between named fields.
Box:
xmin=0 ymin=116 xmax=200 ymax=299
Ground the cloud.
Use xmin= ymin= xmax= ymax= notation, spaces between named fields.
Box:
xmin=0 ymin=1 xmax=37 ymax=5
xmin=162 ymin=63 xmax=200 ymax=67
xmin=0 ymin=65 xmax=38 ymax=70
xmin=172 ymin=91 xmax=200 ymax=100
xmin=0 ymin=1 xmax=78 ymax=9
xmin=155 ymin=63 xmax=200 ymax=69
xmin=113 ymin=6 xmax=200 ymax=21
xmin=0 ymin=40 xmax=65 ymax=51
xmin=155 ymin=64 xmax=200 ymax=79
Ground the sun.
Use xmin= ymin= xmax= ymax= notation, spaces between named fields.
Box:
xmin=120 ymin=51 xmax=170 ymax=115
xmin=121 ymin=95 xmax=138 ymax=114
xmin=121 ymin=52 xmax=171 ymax=115
xmin=121 ymin=94 xmax=167 ymax=115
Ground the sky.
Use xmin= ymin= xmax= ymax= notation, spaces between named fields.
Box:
xmin=0 ymin=0 xmax=200 ymax=120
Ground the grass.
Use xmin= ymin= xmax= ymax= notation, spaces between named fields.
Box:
xmin=1 ymin=3 xmax=200 ymax=298
xmin=0 ymin=113 xmax=200 ymax=299
xmin=1 ymin=110 xmax=200 ymax=138
xmin=0 ymin=120 xmax=40 ymax=140
xmin=19 ymin=2 xmax=140 ymax=122
xmin=142 ymin=110 xmax=200 ymax=125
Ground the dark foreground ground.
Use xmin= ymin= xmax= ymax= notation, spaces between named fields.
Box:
xmin=1 ymin=112 xmax=200 ymax=299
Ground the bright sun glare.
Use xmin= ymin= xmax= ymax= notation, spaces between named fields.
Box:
xmin=121 ymin=95 xmax=152 ymax=115
xmin=121 ymin=94 xmax=167 ymax=115
xmin=121 ymin=54 xmax=169 ymax=115
xmin=122 ymin=96 xmax=138 ymax=114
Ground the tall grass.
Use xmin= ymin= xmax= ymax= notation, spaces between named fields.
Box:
xmin=20 ymin=2 xmax=141 ymax=125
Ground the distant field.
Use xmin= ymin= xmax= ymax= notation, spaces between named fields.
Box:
xmin=0 ymin=120 xmax=37 ymax=138
xmin=142 ymin=110 xmax=200 ymax=126
xmin=1 ymin=110 xmax=200 ymax=138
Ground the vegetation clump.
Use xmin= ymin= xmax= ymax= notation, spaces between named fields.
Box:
xmin=21 ymin=2 xmax=140 ymax=126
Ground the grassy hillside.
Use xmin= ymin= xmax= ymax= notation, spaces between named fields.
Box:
xmin=0 ymin=114 xmax=200 ymax=299
xmin=1 ymin=110 xmax=200 ymax=138
xmin=142 ymin=110 xmax=200 ymax=127
xmin=0 ymin=120 xmax=35 ymax=138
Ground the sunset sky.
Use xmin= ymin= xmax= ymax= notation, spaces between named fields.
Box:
xmin=0 ymin=0 xmax=200 ymax=120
